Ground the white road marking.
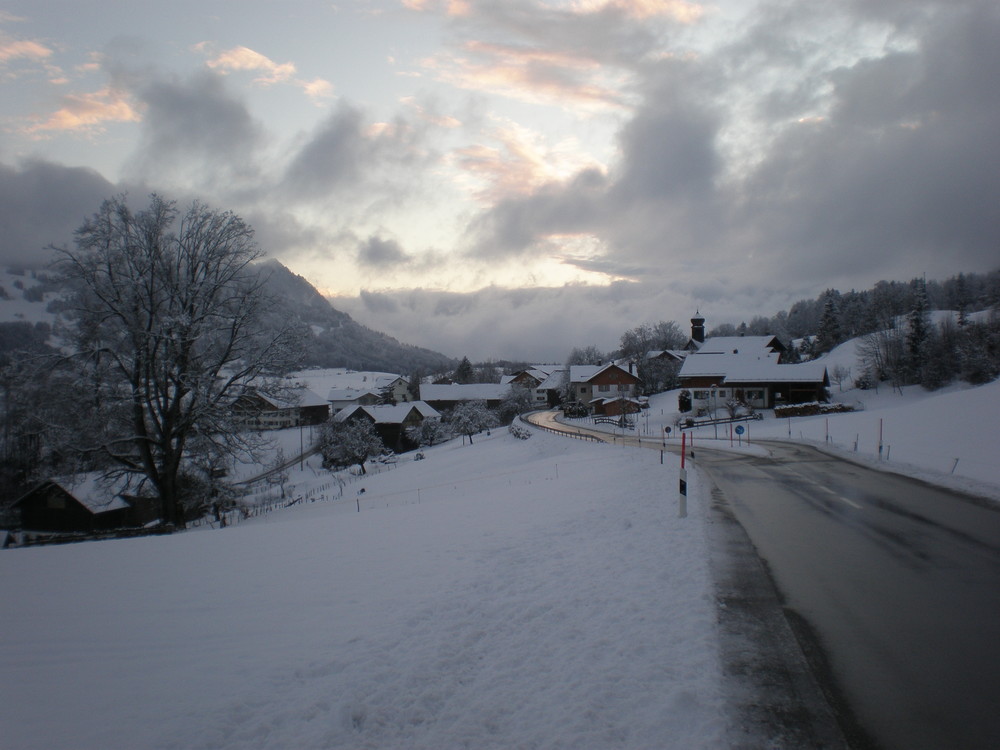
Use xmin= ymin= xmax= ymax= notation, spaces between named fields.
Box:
xmin=818 ymin=484 xmax=862 ymax=509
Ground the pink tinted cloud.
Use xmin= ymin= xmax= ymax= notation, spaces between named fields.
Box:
xmin=27 ymin=87 xmax=141 ymax=135
xmin=427 ymin=40 xmax=626 ymax=109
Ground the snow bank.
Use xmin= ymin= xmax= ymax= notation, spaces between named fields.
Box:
xmin=0 ymin=431 xmax=724 ymax=750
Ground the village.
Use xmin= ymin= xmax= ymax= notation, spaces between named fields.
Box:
xmin=3 ymin=311 xmax=839 ymax=544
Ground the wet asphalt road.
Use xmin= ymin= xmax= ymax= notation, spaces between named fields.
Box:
xmin=694 ymin=441 xmax=1000 ymax=750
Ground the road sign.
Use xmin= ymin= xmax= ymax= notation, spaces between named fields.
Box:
xmin=735 ymin=425 xmax=745 ymax=435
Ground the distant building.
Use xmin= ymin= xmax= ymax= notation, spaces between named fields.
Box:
xmin=678 ymin=314 xmax=828 ymax=410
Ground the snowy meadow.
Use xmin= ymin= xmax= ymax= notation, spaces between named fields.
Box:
xmin=1 ymin=429 xmax=726 ymax=750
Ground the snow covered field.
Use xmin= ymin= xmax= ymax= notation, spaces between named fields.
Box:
xmin=1 ymin=430 xmax=726 ymax=750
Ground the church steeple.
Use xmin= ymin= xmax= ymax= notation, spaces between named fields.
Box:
xmin=691 ymin=310 xmax=705 ymax=344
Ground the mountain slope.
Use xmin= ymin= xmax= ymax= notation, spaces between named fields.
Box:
xmin=0 ymin=263 xmax=456 ymax=374
xmin=255 ymin=259 xmax=455 ymax=373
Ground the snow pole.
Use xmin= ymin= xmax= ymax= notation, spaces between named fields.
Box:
xmin=878 ymin=418 xmax=884 ymax=460
xmin=678 ymin=432 xmax=688 ymax=518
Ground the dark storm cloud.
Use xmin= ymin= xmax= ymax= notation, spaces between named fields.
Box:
xmin=127 ymin=69 xmax=265 ymax=191
xmin=0 ymin=159 xmax=115 ymax=268
xmin=357 ymin=236 xmax=410 ymax=268
xmin=283 ymin=103 xmax=367 ymax=197
xmin=737 ymin=2 xmax=1000 ymax=281
xmin=463 ymin=0 xmax=1000 ymax=296
xmin=465 ymin=167 xmax=607 ymax=259
xmin=282 ymin=102 xmax=435 ymax=205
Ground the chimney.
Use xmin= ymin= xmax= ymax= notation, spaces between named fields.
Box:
xmin=691 ymin=311 xmax=706 ymax=344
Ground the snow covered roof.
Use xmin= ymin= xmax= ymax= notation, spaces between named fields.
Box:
xmin=646 ymin=349 xmax=688 ymax=361
xmin=719 ymin=362 xmax=828 ymax=384
xmin=335 ymin=401 xmax=441 ymax=424
xmin=419 ymin=383 xmax=509 ymax=401
xmin=327 ymin=387 xmax=381 ymax=402
xmin=294 ymin=388 xmax=329 ymax=408
xmin=17 ymin=475 xmax=133 ymax=514
xmin=694 ymin=336 xmax=785 ymax=355
xmin=680 ymin=354 xmax=827 ymax=384
xmin=569 ymin=362 xmax=635 ymax=383
xmin=679 ymin=349 xmax=780 ymax=378
xmin=536 ymin=369 xmax=567 ymax=390
xmin=239 ymin=386 xmax=328 ymax=410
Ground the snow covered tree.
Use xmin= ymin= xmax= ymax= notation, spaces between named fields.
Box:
xmin=52 ymin=194 xmax=303 ymax=528
xmin=453 ymin=356 xmax=475 ymax=384
xmin=565 ymin=345 xmax=605 ymax=367
xmin=815 ymin=292 xmax=842 ymax=354
xmin=905 ymin=277 xmax=931 ymax=383
xmin=319 ymin=418 xmax=385 ymax=474
xmin=405 ymin=419 xmax=452 ymax=448
xmin=498 ymin=385 xmax=534 ymax=423
xmin=448 ymin=400 xmax=499 ymax=445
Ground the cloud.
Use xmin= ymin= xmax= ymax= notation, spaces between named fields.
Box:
xmin=0 ymin=159 xmax=115 ymax=268
xmin=26 ymin=86 xmax=141 ymax=135
xmin=200 ymin=44 xmax=334 ymax=101
xmin=456 ymin=0 xmax=1000 ymax=296
xmin=204 ymin=45 xmax=296 ymax=84
xmin=127 ymin=70 xmax=266 ymax=191
xmin=0 ymin=36 xmax=52 ymax=63
xmin=357 ymin=236 xmax=411 ymax=267
xmin=451 ymin=119 xmax=604 ymax=203
xmin=572 ymin=0 xmax=704 ymax=23
xmin=281 ymin=101 xmax=436 ymax=207
xmin=335 ymin=281 xmax=709 ymax=362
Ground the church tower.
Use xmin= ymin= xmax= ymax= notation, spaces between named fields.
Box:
xmin=690 ymin=311 xmax=706 ymax=344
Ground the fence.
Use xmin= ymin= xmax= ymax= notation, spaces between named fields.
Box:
xmin=519 ymin=414 xmax=604 ymax=443
xmin=189 ymin=458 xmax=400 ymax=530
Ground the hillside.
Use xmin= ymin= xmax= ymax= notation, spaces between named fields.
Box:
xmin=256 ymin=260 xmax=456 ymax=373
xmin=0 ymin=264 xmax=456 ymax=375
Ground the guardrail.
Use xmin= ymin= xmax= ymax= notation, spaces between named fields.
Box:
xmin=519 ymin=414 xmax=604 ymax=443
xmin=678 ymin=413 xmax=763 ymax=430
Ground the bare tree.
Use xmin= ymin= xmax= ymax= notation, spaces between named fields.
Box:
xmin=52 ymin=194 xmax=303 ymax=528
xmin=830 ymin=364 xmax=852 ymax=392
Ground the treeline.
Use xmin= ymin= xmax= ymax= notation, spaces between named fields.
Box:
xmin=708 ymin=270 xmax=1000 ymax=351
xmin=562 ymin=270 xmax=1000 ymax=395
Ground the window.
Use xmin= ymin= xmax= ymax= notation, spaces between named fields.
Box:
xmin=717 ymin=389 xmax=727 ymax=398
xmin=693 ymin=390 xmax=709 ymax=399
xmin=598 ymin=384 xmax=611 ymax=392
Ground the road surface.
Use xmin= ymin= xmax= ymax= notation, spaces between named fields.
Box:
xmin=525 ymin=412 xmax=1000 ymax=750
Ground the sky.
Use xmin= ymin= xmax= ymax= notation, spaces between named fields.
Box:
xmin=1 ymin=0 xmax=998 ymax=362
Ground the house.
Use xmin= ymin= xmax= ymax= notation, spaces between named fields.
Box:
xmin=378 ymin=376 xmax=412 ymax=404
xmin=327 ymin=387 xmax=382 ymax=416
xmin=334 ymin=401 xmax=441 ymax=450
xmin=501 ymin=366 xmax=566 ymax=407
xmin=591 ymin=395 xmax=643 ymax=417
xmin=419 ymin=383 xmax=509 ymax=412
xmin=232 ymin=386 xmax=329 ymax=429
xmin=568 ymin=363 xmax=641 ymax=413
xmin=8 ymin=478 xmax=160 ymax=533
xmin=677 ymin=314 xmax=828 ymax=410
